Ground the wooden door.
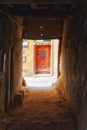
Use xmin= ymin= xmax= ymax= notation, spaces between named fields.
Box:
xmin=35 ymin=45 xmax=51 ymax=74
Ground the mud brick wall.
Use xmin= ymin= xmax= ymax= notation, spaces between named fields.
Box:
xmin=13 ymin=16 xmax=23 ymax=90
xmin=0 ymin=13 xmax=23 ymax=113
xmin=60 ymin=4 xmax=87 ymax=130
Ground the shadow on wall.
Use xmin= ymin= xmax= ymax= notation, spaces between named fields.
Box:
xmin=55 ymin=74 xmax=78 ymax=115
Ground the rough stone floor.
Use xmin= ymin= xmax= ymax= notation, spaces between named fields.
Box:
xmin=0 ymin=87 xmax=77 ymax=130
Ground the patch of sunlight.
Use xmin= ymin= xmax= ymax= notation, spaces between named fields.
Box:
xmin=24 ymin=76 xmax=57 ymax=90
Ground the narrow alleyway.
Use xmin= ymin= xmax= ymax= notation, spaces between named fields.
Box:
xmin=0 ymin=86 xmax=77 ymax=130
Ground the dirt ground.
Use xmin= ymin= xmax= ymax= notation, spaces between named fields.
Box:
xmin=0 ymin=87 xmax=77 ymax=130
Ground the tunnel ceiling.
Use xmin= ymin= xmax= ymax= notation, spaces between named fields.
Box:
xmin=0 ymin=0 xmax=81 ymax=39
xmin=0 ymin=0 xmax=80 ymax=17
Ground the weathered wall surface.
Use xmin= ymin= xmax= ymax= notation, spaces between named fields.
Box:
xmin=0 ymin=13 xmax=23 ymax=113
xmin=78 ymin=58 xmax=87 ymax=130
xmin=60 ymin=4 xmax=87 ymax=130
xmin=22 ymin=40 xmax=35 ymax=76
xmin=78 ymin=103 xmax=87 ymax=130
xmin=0 ymin=72 xmax=5 ymax=115
xmin=0 ymin=12 xmax=17 ymax=113
xmin=13 ymin=16 xmax=23 ymax=90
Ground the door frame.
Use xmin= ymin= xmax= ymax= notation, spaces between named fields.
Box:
xmin=34 ymin=43 xmax=52 ymax=75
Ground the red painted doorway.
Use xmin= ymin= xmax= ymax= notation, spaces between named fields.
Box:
xmin=35 ymin=45 xmax=51 ymax=74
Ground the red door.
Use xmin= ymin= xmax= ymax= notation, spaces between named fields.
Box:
xmin=35 ymin=45 xmax=51 ymax=74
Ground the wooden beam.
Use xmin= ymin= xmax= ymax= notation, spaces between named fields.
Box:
xmin=0 ymin=0 xmax=83 ymax=4
xmin=22 ymin=17 xmax=64 ymax=39
xmin=6 ymin=3 xmax=14 ymax=8
xmin=9 ymin=10 xmax=70 ymax=17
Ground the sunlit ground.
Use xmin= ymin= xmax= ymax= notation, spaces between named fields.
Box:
xmin=24 ymin=75 xmax=57 ymax=90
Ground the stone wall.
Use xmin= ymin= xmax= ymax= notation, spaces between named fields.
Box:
xmin=60 ymin=3 xmax=87 ymax=130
